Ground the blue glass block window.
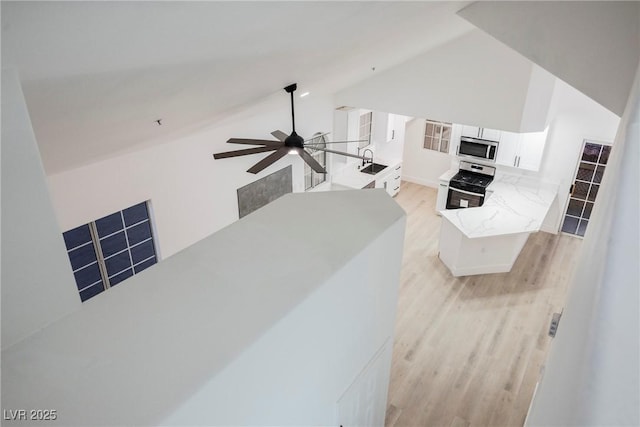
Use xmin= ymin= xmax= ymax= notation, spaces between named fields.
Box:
xmin=62 ymin=201 xmax=158 ymax=302
xmin=63 ymin=224 xmax=104 ymax=302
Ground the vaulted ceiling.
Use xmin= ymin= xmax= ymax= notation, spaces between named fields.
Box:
xmin=1 ymin=1 xmax=474 ymax=174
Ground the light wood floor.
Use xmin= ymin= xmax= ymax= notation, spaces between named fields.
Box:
xmin=385 ymin=181 xmax=582 ymax=427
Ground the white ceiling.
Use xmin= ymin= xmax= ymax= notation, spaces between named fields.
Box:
xmin=1 ymin=1 xmax=473 ymax=174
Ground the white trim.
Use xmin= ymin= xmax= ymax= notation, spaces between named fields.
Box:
xmin=129 ymin=237 xmax=153 ymax=249
xmin=78 ymin=279 xmax=103 ymax=293
xmin=146 ymin=200 xmax=161 ymax=261
xmin=108 ymin=266 xmax=133 ymax=279
xmin=66 ymin=239 xmax=93 ymax=252
xmin=120 ymin=211 xmax=135 ymax=272
xmin=401 ymin=174 xmax=440 ymax=189
xmin=103 ymin=247 xmax=129 ymax=261
xmin=97 ymin=218 xmax=149 ymax=241
xmin=133 ymin=255 xmax=156 ymax=269
xmin=124 ymin=218 xmax=149 ymax=230
xmin=72 ymin=260 xmax=98 ymax=273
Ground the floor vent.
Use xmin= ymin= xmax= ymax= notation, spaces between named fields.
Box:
xmin=549 ymin=312 xmax=562 ymax=337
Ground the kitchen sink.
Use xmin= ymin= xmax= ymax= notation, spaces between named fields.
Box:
xmin=360 ymin=163 xmax=388 ymax=175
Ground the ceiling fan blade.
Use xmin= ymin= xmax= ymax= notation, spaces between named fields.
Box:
xmin=247 ymin=146 xmax=290 ymax=174
xmin=303 ymin=132 xmax=331 ymax=143
xmin=309 ymin=146 xmax=367 ymax=161
xmin=227 ymin=138 xmax=281 ymax=146
xmin=299 ymin=150 xmax=327 ymax=174
xmin=304 ymin=139 xmax=369 ymax=145
xmin=270 ymin=130 xmax=289 ymax=142
xmin=213 ymin=145 xmax=279 ymax=159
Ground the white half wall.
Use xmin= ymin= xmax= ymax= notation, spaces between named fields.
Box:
xmin=334 ymin=30 xmax=534 ymax=132
xmin=1 ymin=69 xmax=81 ymax=350
xmin=47 ymin=93 xmax=334 ymax=259
xmin=401 ymin=118 xmax=453 ymax=188
xmin=1 ymin=189 xmax=406 ymax=426
xmin=458 ymin=1 xmax=640 ymax=116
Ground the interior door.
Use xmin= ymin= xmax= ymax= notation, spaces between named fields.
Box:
xmin=561 ymin=140 xmax=611 ymax=237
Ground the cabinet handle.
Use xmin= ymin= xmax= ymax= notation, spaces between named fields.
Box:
xmin=395 ymin=165 xmax=401 ymax=170
xmin=517 ymin=156 xmax=521 ymax=167
xmin=513 ymin=156 xmax=517 ymax=167
xmin=394 ymin=187 xmax=400 ymax=191
xmin=392 ymin=130 xmax=395 ymax=140
xmin=456 ymin=146 xmax=459 ymax=156
xmin=395 ymin=176 xmax=400 ymax=179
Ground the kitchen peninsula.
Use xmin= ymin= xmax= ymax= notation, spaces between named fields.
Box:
xmin=439 ymin=173 xmax=558 ymax=276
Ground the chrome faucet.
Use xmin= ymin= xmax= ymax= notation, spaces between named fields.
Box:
xmin=362 ymin=148 xmax=374 ymax=167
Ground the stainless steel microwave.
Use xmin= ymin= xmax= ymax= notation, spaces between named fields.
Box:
xmin=457 ymin=136 xmax=498 ymax=162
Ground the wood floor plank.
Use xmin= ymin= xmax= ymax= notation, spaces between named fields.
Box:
xmin=386 ymin=182 xmax=580 ymax=427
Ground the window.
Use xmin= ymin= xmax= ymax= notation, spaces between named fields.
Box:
xmin=358 ymin=111 xmax=373 ymax=149
xmin=561 ymin=141 xmax=611 ymax=237
xmin=424 ymin=119 xmax=452 ymax=153
xmin=62 ymin=201 xmax=158 ymax=302
xmin=304 ymin=133 xmax=327 ymax=190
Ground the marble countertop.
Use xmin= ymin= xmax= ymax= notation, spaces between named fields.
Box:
xmin=440 ymin=172 xmax=558 ymax=238
xmin=331 ymin=156 xmax=402 ymax=189
xmin=438 ymin=168 xmax=458 ymax=183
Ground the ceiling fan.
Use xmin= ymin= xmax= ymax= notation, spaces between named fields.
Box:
xmin=213 ymin=83 xmax=368 ymax=174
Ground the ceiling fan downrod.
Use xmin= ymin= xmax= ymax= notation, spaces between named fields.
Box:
xmin=283 ymin=83 xmax=304 ymax=149
xmin=284 ymin=83 xmax=297 ymax=133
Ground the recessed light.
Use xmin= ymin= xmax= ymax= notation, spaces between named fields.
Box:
xmin=300 ymin=92 xmax=310 ymax=98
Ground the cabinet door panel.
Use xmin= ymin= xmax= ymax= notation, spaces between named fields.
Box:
xmin=480 ymin=128 xmax=501 ymax=141
xmin=461 ymin=125 xmax=480 ymax=138
xmin=496 ymin=131 xmax=520 ymax=167
xmin=517 ymin=129 xmax=547 ymax=171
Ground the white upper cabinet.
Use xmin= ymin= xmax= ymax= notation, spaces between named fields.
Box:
xmin=479 ymin=127 xmax=501 ymax=141
xmin=496 ymin=130 xmax=520 ymax=167
xmin=496 ymin=128 xmax=548 ymax=171
xmin=517 ymin=128 xmax=548 ymax=171
xmin=453 ymin=121 xmax=548 ymax=172
xmin=386 ymin=114 xmax=406 ymax=143
xmin=461 ymin=125 xmax=481 ymax=138
xmin=460 ymin=125 xmax=501 ymax=141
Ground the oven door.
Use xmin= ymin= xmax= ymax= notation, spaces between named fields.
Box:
xmin=446 ymin=187 xmax=484 ymax=209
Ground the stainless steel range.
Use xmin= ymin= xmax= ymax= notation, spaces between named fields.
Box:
xmin=446 ymin=161 xmax=496 ymax=209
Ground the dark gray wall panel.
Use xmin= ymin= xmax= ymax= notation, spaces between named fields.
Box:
xmin=237 ymin=165 xmax=292 ymax=218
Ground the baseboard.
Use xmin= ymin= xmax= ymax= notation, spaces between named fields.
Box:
xmin=444 ymin=259 xmax=516 ymax=277
xmin=401 ymin=174 xmax=439 ymax=189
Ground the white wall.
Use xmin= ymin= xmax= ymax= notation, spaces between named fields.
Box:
xmin=527 ymin=62 xmax=639 ymax=427
xmin=47 ymin=93 xmax=334 ymax=259
xmin=458 ymin=1 xmax=640 ymax=116
xmin=536 ymin=78 xmax=620 ymax=233
xmin=1 ymin=69 xmax=81 ymax=350
xmin=334 ymin=30 xmax=535 ymax=132
xmin=401 ymin=118 xmax=453 ymax=188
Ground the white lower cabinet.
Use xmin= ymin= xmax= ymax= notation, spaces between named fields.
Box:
xmin=436 ymin=181 xmax=448 ymax=214
xmin=375 ymin=162 xmax=402 ymax=197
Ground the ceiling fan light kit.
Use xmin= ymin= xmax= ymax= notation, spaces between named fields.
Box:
xmin=212 ymin=83 xmax=371 ymax=175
